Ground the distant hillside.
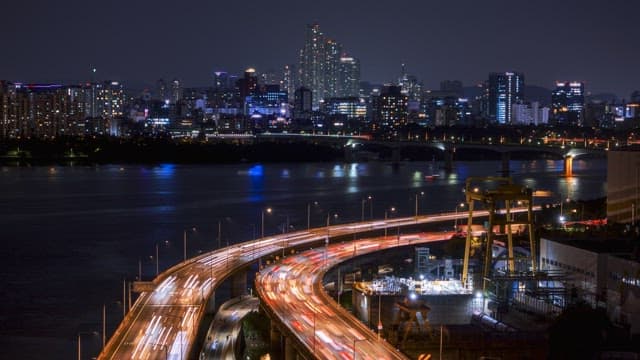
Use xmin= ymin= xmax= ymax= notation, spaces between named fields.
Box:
xmin=587 ymin=93 xmax=619 ymax=103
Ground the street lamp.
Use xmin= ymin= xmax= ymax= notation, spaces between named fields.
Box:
xmin=101 ymin=301 xmax=122 ymax=349
xmin=325 ymin=212 xmax=338 ymax=267
xmin=183 ymin=227 xmax=196 ymax=262
xmin=280 ymin=214 xmax=290 ymax=259
xmin=307 ymin=201 xmax=318 ymax=230
xmin=414 ymin=191 xmax=424 ymax=217
xmin=361 ymin=195 xmax=372 ymax=222
xmin=384 ymin=207 xmax=396 ymax=237
xmin=326 ymin=212 xmax=338 ymax=234
xmin=261 ymin=207 xmax=272 ymax=239
xmin=454 ymin=202 xmax=465 ymax=230
xmin=259 ymin=207 xmax=272 ymax=269
xmin=77 ymin=331 xmax=98 ymax=360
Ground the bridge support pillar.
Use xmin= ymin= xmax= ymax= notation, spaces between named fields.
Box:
xmin=270 ymin=323 xmax=283 ymax=359
xmin=391 ymin=147 xmax=401 ymax=164
xmin=344 ymin=146 xmax=355 ymax=162
xmin=501 ymin=152 xmax=511 ymax=177
xmin=444 ymin=148 xmax=454 ymax=172
xmin=231 ymin=270 xmax=247 ymax=298
xmin=564 ymin=155 xmax=573 ymax=177
xmin=284 ymin=336 xmax=297 ymax=360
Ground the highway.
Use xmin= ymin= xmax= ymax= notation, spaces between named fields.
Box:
xmin=200 ymin=296 xmax=259 ymax=360
xmin=257 ymin=232 xmax=454 ymax=360
xmin=99 ymin=207 xmax=533 ymax=359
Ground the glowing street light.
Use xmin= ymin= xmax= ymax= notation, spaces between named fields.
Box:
xmin=454 ymin=202 xmax=465 ymax=230
xmin=414 ymin=191 xmax=424 ymax=217
xmin=361 ymin=195 xmax=373 ymax=221
xmin=258 ymin=207 xmax=272 ymax=269
xmin=384 ymin=207 xmax=396 ymax=237
xmin=307 ymin=201 xmax=318 ymax=230
xmin=183 ymin=227 xmax=196 ymax=262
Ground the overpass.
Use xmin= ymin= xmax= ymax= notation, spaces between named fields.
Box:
xmin=257 ymin=232 xmax=456 ymax=359
xmin=98 ymin=207 xmax=537 ymax=360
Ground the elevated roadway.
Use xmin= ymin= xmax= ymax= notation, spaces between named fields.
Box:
xmin=99 ymin=207 xmax=535 ymax=359
xmin=257 ymin=232 xmax=454 ymax=360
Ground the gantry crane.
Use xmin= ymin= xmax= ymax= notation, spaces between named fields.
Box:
xmin=461 ymin=177 xmax=537 ymax=292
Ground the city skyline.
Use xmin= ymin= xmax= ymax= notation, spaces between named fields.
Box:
xmin=3 ymin=0 xmax=639 ymax=99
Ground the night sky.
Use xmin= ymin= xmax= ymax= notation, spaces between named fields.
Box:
xmin=3 ymin=0 xmax=639 ymax=98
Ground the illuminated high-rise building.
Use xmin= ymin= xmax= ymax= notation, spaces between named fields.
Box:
xmin=398 ymin=64 xmax=422 ymax=101
xmin=338 ymin=57 xmax=360 ymax=97
xmin=170 ymin=78 xmax=182 ymax=104
xmin=373 ymin=85 xmax=408 ymax=129
xmin=324 ymin=39 xmax=342 ymax=100
xmin=299 ymin=23 xmax=351 ymax=110
xmin=299 ymin=24 xmax=325 ymax=110
xmin=156 ymin=78 xmax=168 ymax=101
xmin=293 ymin=87 xmax=312 ymax=120
xmin=487 ymin=71 xmax=524 ymax=124
xmin=259 ymin=70 xmax=278 ymax=86
xmin=213 ymin=71 xmax=231 ymax=91
xmin=552 ymin=81 xmax=584 ymax=125
xmin=238 ymin=68 xmax=258 ymax=99
xmin=282 ymin=64 xmax=297 ymax=102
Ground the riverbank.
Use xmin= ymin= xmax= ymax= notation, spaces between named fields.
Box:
xmin=1 ymin=136 xmax=593 ymax=166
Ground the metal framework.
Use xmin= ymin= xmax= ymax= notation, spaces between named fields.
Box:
xmin=461 ymin=177 xmax=537 ymax=292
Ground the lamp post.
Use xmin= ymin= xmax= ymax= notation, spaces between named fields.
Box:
xmin=415 ymin=191 xmax=424 ymax=217
xmin=77 ymin=331 xmax=98 ymax=360
xmin=454 ymin=202 xmax=465 ymax=230
xmin=384 ymin=207 xmax=396 ymax=237
xmin=183 ymin=227 xmax=196 ymax=262
xmin=259 ymin=208 xmax=272 ymax=269
xmin=307 ymin=201 xmax=318 ymax=230
xmin=155 ymin=242 xmax=159 ymax=276
xmin=280 ymin=214 xmax=290 ymax=258
xmin=261 ymin=207 xmax=272 ymax=239
xmin=361 ymin=195 xmax=372 ymax=222
xmin=325 ymin=212 xmax=337 ymax=268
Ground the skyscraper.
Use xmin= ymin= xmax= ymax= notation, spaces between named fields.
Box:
xmin=374 ymin=85 xmax=408 ymax=129
xmin=552 ymin=81 xmax=584 ymax=125
xmin=487 ymin=72 xmax=524 ymax=124
xmin=170 ymin=79 xmax=182 ymax=104
xmin=282 ymin=64 xmax=297 ymax=102
xmin=299 ymin=24 xmax=351 ymax=110
xmin=238 ymin=68 xmax=258 ymax=99
xmin=293 ymin=87 xmax=312 ymax=120
xmin=213 ymin=71 xmax=231 ymax=91
xmin=299 ymin=24 xmax=325 ymax=110
xmin=338 ymin=57 xmax=360 ymax=98
xmin=324 ymin=39 xmax=342 ymax=100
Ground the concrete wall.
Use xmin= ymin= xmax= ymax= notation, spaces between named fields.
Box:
xmin=607 ymin=150 xmax=640 ymax=223
xmin=540 ymin=238 xmax=599 ymax=305
xmin=540 ymin=238 xmax=640 ymax=336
